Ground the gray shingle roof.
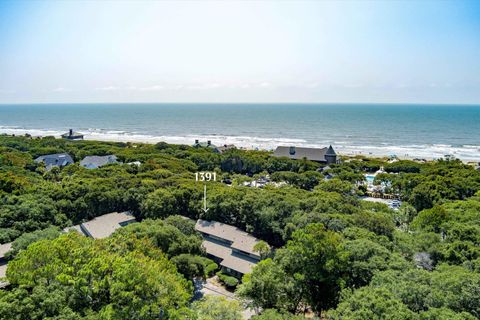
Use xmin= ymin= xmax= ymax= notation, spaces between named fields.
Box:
xmin=200 ymin=235 xmax=258 ymax=275
xmin=0 ymin=264 xmax=7 ymax=280
xmin=216 ymin=145 xmax=236 ymax=153
xmin=273 ymin=145 xmax=335 ymax=162
xmin=325 ymin=145 xmax=337 ymax=156
xmin=61 ymin=130 xmax=84 ymax=140
xmin=220 ymin=252 xmax=258 ymax=275
xmin=80 ymin=155 xmax=118 ymax=169
xmin=195 ymin=219 xmax=261 ymax=256
xmin=0 ymin=243 xmax=12 ymax=260
xmin=0 ymin=242 xmax=11 ymax=286
xmin=80 ymin=212 xmax=136 ymax=239
xmin=34 ymin=153 xmax=74 ymax=170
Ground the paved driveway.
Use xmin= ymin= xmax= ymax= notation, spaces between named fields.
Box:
xmin=193 ymin=277 xmax=257 ymax=319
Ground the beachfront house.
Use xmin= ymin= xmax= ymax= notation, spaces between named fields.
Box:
xmin=80 ymin=155 xmax=118 ymax=169
xmin=34 ymin=153 xmax=74 ymax=170
xmin=195 ymin=219 xmax=267 ymax=278
xmin=193 ymin=140 xmax=220 ymax=153
xmin=216 ymin=144 xmax=236 ymax=153
xmin=272 ymin=145 xmax=337 ymax=164
xmin=61 ymin=129 xmax=84 ymax=140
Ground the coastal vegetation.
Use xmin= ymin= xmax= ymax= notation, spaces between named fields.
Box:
xmin=0 ymin=135 xmax=479 ymax=319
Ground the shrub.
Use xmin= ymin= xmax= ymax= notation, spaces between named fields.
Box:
xmin=216 ymin=271 xmax=239 ymax=289
xmin=204 ymin=262 xmax=218 ymax=277
xmin=222 ymin=276 xmax=239 ymax=289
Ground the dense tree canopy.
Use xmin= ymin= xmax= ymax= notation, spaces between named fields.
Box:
xmin=1 ymin=135 xmax=480 ymax=319
xmin=1 ymin=232 xmax=192 ymax=319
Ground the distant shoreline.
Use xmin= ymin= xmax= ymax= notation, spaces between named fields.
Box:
xmin=2 ymin=131 xmax=479 ymax=164
xmin=1 ymin=103 xmax=480 ymax=163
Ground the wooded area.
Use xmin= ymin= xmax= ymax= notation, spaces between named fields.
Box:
xmin=0 ymin=135 xmax=479 ymax=319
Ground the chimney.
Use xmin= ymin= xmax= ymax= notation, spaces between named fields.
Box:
xmin=289 ymin=146 xmax=296 ymax=155
xmin=69 ymin=129 xmax=73 ymax=136
xmin=195 ymin=139 xmax=199 ymax=144
xmin=207 ymin=140 xmax=211 ymax=146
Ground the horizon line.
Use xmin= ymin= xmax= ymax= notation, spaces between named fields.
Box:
xmin=1 ymin=101 xmax=480 ymax=106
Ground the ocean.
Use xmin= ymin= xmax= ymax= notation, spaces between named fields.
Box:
xmin=0 ymin=103 xmax=479 ymax=161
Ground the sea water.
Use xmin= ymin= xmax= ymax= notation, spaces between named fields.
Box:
xmin=0 ymin=103 xmax=479 ymax=161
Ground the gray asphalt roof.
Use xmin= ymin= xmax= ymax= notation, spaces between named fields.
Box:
xmin=201 ymin=238 xmax=257 ymax=275
xmin=80 ymin=212 xmax=136 ymax=239
xmin=0 ymin=264 xmax=7 ymax=280
xmin=273 ymin=145 xmax=336 ymax=161
xmin=61 ymin=131 xmax=83 ymax=137
xmin=0 ymin=243 xmax=12 ymax=260
xmin=34 ymin=153 xmax=74 ymax=169
xmin=195 ymin=219 xmax=262 ymax=257
xmin=80 ymin=155 xmax=118 ymax=169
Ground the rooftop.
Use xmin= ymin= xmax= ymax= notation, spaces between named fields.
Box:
xmin=61 ymin=129 xmax=84 ymax=139
xmin=0 ymin=243 xmax=12 ymax=260
xmin=273 ymin=145 xmax=336 ymax=162
xmin=195 ymin=219 xmax=261 ymax=256
xmin=192 ymin=140 xmax=219 ymax=151
xmin=0 ymin=264 xmax=7 ymax=281
xmin=34 ymin=153 xmax=74 ymax=169
xmin=216 ymin=144 xmax=236 ymax=153
xmin=80 ymin=212 xmax=136 ymax=239
xmin=200 ymin=234 xmax=258 ymax=275
xmin=80 ymin=155 xmax=118 ymax=169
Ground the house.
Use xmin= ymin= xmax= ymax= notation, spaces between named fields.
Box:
xmin=242 ymin=176 xmax=271 ymax=188
xmin=0 ymin=242 xmax=12 ymax=285
xmin=78 ymin=212 xmax=136 ymax=239
xmin=80 ymin=155 xmax=118 ymax=169
xmin=216 ymin=144 xmax=236 ymax=153
xmin=195 ymin=219 xmax=267 ymax=278
xmin=193 ymin=140 xmax=219 ymax=153
xmin=34 ymin=153 xmax=74 ymax=170
xmin=127 ymin=161 xmax=141 ymax=166
xmin=0 ymin=213 xmax=137 ymax=285
xmin=1 ymin=213 xmax=135 ymax=282
xmin=272 ymin=145 xmax=337 ymax=164
xmin=61 ymin=129 xmax=84 ymax=140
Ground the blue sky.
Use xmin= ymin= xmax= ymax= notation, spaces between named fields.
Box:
xmin=0 ymin=0 xmax=479 ymax=104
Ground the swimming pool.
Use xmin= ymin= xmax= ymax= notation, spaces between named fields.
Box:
xmin=365 ymin=175 xmax=375 ymax=184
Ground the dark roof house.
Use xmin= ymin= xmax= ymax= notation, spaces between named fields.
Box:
xmin=61 ymin=129 xmax=84 ymax=140
xmin=80 ymin=155 xmax=118 ymax=169
xmin=195 ymin=219 xmax=268 ymax=278
xmin=193 ymin=140 xmax=219 ymax=153
xmin=34 ymin=153 xmax=74 ymax=170
xmin=272 ymin=145 xmax=337 ymax=164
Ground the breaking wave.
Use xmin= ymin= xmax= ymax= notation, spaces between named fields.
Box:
xmin=1 ymin=126 xmax=479 ymax=161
